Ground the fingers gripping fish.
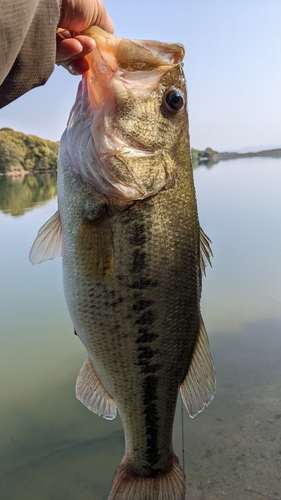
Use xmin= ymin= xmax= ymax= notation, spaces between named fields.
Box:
xmin=30 ymin=27 xmax=215 ymax=500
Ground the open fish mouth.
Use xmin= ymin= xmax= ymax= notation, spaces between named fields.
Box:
xmin=64 ymin=27 xmax=186 ymax=201
xmin=82 ymin=27 xmax=184 ymax=108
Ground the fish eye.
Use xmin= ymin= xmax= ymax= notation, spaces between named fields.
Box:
xmin=164 ymin=89 xmax=185 ymax=113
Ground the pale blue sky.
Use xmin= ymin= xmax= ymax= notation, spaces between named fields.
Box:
xmin=0 ymin=0 xmax=280 ymax=151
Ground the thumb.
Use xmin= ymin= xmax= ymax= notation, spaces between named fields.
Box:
xmin=58 ymin=0 xmax=114 ymax=33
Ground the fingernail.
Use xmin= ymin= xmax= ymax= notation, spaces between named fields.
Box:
xmin=76 ymin=42 xmax=83 ymax=54
xmin=67 ymin=64 xmax=80 ymax=76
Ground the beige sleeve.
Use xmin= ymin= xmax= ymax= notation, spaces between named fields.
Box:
xmin=0 ymin=0 xmax=61 ymax=108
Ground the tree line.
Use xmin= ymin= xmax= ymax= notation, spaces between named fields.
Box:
xmin=0 ymin=128 xmax=59 ymax=174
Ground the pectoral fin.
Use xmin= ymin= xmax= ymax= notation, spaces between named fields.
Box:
xmin=76 ymin=357 xmax=117 ymax=420
xmin=180 ymin=316 xmax=216 ymax=418
xmin=29 ymin=210 xmax=62 ymax=264
xmin=77 ymin=206 xmax=114 ymax=281
xmin=200 ymin=227 xmax=213 ymax=276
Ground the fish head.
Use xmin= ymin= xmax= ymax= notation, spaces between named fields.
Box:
xmin=65 ymin=27 xmax=188 ymax=201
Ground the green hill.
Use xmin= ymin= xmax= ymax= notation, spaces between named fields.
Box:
xmin=0 ymin=128 xmax=59 ymax=174
xmin=191 ymin=146 xmax=281 ymax=168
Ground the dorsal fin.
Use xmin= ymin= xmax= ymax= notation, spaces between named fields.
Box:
xmin=200 ymin=227 xmax=213 ymax=276
xmin=180 ymin=315 xmax=216 ymax=418
xmin=29 ymin=210 xmax=62 ymax=264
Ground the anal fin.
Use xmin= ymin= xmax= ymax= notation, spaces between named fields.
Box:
xmin=180 ymin=315 xmax=216 ymax=418
xmin=76 ymin=357 xmax=117 ymax=420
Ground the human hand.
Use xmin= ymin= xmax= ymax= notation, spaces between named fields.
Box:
xmin=56 ymin=0 xmax=114 ymax=75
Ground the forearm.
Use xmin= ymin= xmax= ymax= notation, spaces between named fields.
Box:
xmin=0 ymin=0 xmax=60 ymax=108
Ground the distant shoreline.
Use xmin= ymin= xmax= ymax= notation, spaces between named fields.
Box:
xmin=191 ymin=147 xmax=281 ymax=168
xmin=213 ymin=148 xmax=281 ymax=161
xmin=1 ymin=127 xmax=280 ymax=174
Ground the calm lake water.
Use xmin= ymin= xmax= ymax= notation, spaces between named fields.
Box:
xmin=0 ymin=158 xmax=281 ymax=500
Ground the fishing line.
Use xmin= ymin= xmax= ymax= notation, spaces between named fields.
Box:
xmin=181 ymin=398 xmax=186 ymax=476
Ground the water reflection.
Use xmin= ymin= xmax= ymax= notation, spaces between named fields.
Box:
xmin=0 ymin=172 xmax=57 ymax=216
xmin=0 ymin=158 xmax=281 ymax=499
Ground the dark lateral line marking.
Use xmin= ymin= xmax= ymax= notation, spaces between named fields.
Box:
xmin=128 ymin=190 xmax=160 ymax=467
xmin=131 ymin=248 xmax=146 ymax=273
xmin=140 ymin=363 xmax=161 ymax=375
xmin=136 ymin=326 xmax=158 ymax=344
xmin=137 ymin=345 xmax=155 ymax=361
xmin=142 ymin=374 xmax=160 ymax=467
xmin=130 ymin=278 xmax=158 ymax=290
xmin=135 ymin=309 xmax=156 ymax=326
xmin=128 ymin=222 xmax=146 ymax=247
xmin=133 ymin=299 xmax=153 ymax=312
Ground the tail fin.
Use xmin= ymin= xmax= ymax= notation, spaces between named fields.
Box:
xmin=108 ymin=454 xmax=185 ymax=500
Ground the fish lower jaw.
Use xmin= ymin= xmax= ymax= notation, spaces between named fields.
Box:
xmin=80 ymin=135 xmax=176 ymax=202
xmin=65 ymin=96 xmax=146 ymax=200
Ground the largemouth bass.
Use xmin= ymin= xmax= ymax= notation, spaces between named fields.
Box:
xmin=30 ymin=27 xmax=215 ymax=500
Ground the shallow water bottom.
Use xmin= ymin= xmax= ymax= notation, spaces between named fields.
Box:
xmin=1 ymin=318 xmax=281 ymax=500
xmin=178 ymin=318 xmax=281 ymax=500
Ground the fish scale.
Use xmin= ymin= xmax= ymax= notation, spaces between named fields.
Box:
xmin=29 ymin=27 xmax=215 ymax=500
